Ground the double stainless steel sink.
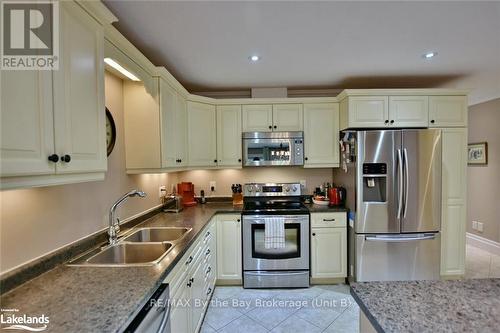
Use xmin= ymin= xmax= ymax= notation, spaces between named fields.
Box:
xmin=69 ymin=227 xmax=192 ymax=267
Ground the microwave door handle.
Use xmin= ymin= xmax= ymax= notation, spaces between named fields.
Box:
xmin=403 ymin=148 xmax=409 ymax=218
xmin=365 ymin=234 xmax=436 ymax=242
xmin=397 ymin=149 xmax=403 ymax=219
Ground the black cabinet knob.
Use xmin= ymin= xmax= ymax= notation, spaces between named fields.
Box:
xmin=312 ymin=233 xmax=316 ymax=236
xmin=268 ymin=125 xmax=272 ymax=129
xmin=384 ymin=120 xmax=389 ymax=124
xmin=390 ymin=120 xmax=394 ymax=124
xmin=61 ymin=154 xmax=71 ymax=163
xmin=214 ymin=159 xmax=217 ymax=163
xmin=305 ymin=157 xmax=308 ymax=161
xmin=48 ymin=154 xmax=59 ymax=163
xmin=273 ymin=125 xmax=277 ymax=129
xmin=431 ymin=120 xmax=435 ymax=124
xmin=238 ymin=158 xmax=242 ymax=162
xmin=237 ymin=219 xmax=240 ymax=222
xmin=189 ymin=277 xmax=194 ymax=283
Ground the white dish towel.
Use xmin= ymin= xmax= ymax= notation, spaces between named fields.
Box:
xmin=264 ymin=217 xmax=285 ymax=249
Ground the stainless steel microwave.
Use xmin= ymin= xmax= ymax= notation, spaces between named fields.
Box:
xmin=242 ymin=131 xmax=304 ymax=167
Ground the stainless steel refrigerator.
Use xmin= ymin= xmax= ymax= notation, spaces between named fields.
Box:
xmin=338 ymin=129 xmax=442 ymax=282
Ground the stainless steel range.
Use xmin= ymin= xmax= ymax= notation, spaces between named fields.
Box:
xmin=242 ymin=183 xmax=310 ymax=288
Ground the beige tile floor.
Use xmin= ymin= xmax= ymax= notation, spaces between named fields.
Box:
xmin=200 ymin=284 xmax=359 ymax=333
xmin=465 ymin=244 xmax=500 ymax=278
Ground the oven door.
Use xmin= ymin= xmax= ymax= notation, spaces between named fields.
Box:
xmin=243 ymin=215 xmax=309 ymax=271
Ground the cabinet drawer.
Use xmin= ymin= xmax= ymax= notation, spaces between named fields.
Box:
xmin=311 ymin=212 xmax=346 ymax=228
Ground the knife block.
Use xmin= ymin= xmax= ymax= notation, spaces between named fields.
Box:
xmin=232 ymin=193 xmax=243 ymax=206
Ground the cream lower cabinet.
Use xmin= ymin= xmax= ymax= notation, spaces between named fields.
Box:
xmin=216 ymin=214 xmax=242 ymax=282
xmin=440 ymin=128 xmax=467 ymax=277
xmin=216 ymin=105 xmax=242 ymax=167
xmin=187 ymin=102 xmax=217 ymax=167
xmin=310 ymin=212 xmax=347 ymax=280
xmin=1 ymin=1 xmax=107 ymax=189
xmin=168 ymin=220 xmax=216 ymax=333
xmin=303 ymin=103 xmax=339 ymax=167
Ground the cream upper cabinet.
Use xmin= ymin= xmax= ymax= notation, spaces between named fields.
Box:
xmin=272 ymin=104 xmax=303 ymax=131
xmin=187 ymin=102 xmax=217 ymax=167
xmin=1 ymin=1 xmax=107 ymax=189
xmin=216 ymin=105 xmax=242 ymax=167
xmin=242 ymin=104 xmax=273 ymax=132
xmin=53 ymin=1 xmax=106 ymax=174
xmin=217 ymin=214 xmax=242 ymax=281
xmin=429 ymin=96 xmax=467 ymax=127
xmin=389 ymin=96 xmax=429 ymax=127
xmin=303 ymin=103 xmax=339 ymax=167
xmin=440 ymin=128 xmax=467 ymax=277
xmin=341 ymin=96 xmax=389 ymax=128
xmin=1 ymin=71 xmax=55 ymax=177
xmin=311 ymin=227 xmax=347 ymax=279
xmin=160 ymin=80 xmax=187 ymax=168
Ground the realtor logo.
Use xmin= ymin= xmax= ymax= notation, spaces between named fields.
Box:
xmin=1 ymin=1 xmax=59 ymax=70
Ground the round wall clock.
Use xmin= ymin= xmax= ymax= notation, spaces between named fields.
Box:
xmin=105 ymin=108 xmax=116 ymax=156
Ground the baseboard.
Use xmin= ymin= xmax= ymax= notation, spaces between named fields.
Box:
xmin=310 ymin=277 xmax=346 ymax=285
xmin=216 ymin=279 xmax=242 ymax=286
xmin=466 ymin=232 xmax=500 ymax=256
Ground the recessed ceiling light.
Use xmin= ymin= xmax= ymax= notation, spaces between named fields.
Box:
xmin=249 ymin=55 xmax=260 ymax=62
xmin=423 ymin=52 xmax=438 ymax=59
xmin=104 ymin=57 xmax=140 ymax=81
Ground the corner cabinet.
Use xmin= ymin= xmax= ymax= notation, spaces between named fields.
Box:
xmin=187 ymin=102 xmax=217 ymax=167
xmin=0 ymin=1 xmax=107 ymax=189
xmin=303 ymin=103 xmax=340 ymax=167
xmin=440 ymin=128 xmax=467 ymax=277
xmin=310 ymin=212 xmax=347 ymax=281
xmin=216 ymin=214 xmax=242 ymax=283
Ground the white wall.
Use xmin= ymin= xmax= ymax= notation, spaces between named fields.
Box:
xmin=0 ymin=72 xmax=177 ymax=275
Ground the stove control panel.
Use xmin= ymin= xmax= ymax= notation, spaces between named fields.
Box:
xmin=243 ymin=183 xmax=301 ymax=197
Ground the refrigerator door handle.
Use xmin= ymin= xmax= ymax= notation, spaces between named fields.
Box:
xmin=403 ymin=148 xmax=409 ymax=218
xmin=397 ymin=149 xmax=404 ymax=219
xmin=365 ymin=234 xmax=437 ymax=242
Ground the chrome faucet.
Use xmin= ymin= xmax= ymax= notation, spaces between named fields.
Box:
xmin=108 ymin=189 xmax=146 ymax=245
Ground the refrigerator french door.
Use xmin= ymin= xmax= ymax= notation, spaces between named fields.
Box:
xmin=349 ymin=129 xmax=442 ymax=282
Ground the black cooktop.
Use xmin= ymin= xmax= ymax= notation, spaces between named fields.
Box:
xmin=242 ymin=199 xmax=310 ymax=215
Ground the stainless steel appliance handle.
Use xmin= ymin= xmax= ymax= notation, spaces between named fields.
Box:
xmin=397 ymin=149 xmax=403 ymax=219
xmin=365 ymin=234 xmax=436 ymax=242
xmin=156 ymin=303 xmax=171 ymax=333
xmin=244 ymin=271 xmax=307 ymax=276
xmin=403 ymin=148 xmax=409 ymax=218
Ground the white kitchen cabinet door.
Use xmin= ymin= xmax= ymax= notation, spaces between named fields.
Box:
xmin=187 ymin=101 xmax=217 ymax=167
xmin=242 ymin=105 xmax=273 ymax=132
xmin=346 ymin=96 xmax=389 ymax=128
xmin=53 ymin=1 xmax=107 ymax=174
xmin=170 ymin=279 xmax=191 ymax=333
xmin=429 ymin=96 xmax=467 ymax=128
xmin=217 ymin=214 xmax=242 ymax=281
xmin=160 ymin=80 xmax=178 ymax=168
xmin=440 ymin=128 xmax=467 ymax=277
xmin=272 ymin=104 xmax=303 ymax=131
xmin=190 ymin=256 xmax=206 ymax=332
xmin=175 ymin=95 xmax=188 ymax=167
xmin=389 ymin=96 xmax=429 ymax=127
xmin=303 ymin=103 xmax=339 ymax=167
xmin=216 ymin=105 xmax=242 ymax=167
xmin=311 ymin=228 xmax=347 ymax=278
xmin=1 ymin=70 xmax=55 ymax=177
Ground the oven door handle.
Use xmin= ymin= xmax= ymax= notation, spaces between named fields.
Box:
xmin=244 ymin=271 xmax=307 ymax=276
xmin=244 ymin=216 xmax=309 ymax=221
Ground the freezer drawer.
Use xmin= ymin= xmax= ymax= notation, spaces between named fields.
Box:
xmin=355 ymin=233 xmax=440 ymax=281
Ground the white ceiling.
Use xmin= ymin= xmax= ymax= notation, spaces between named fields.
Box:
xmin=103 ymin=1 xmax=500 ymax=105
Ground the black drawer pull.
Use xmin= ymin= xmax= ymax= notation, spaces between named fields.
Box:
xmin=323 ymin=218 xmax=336 ymax=222
xmin=185 ymin=256 xmax=193 ymax=265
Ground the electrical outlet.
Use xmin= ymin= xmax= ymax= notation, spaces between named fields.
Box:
xmin=477 ymin=222 xmax=484 ymax=232
xmin=209 ymin=181 xmax=216 ymax=192
xmin=159 ymin=185 xmax=166 ymax=198
xmin=300 ymin=179 xmax=306 ymax=189
xmin=472 ymin=221 xmax=478 ymax=230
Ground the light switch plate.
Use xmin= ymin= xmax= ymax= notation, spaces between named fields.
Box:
xmin=209 ymin=181 xmax=216 ymax=192
xmin=477 ymin=222 xmax=484 ymax=232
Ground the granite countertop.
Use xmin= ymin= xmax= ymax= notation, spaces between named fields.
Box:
xmin=0 ymin=203 xmax=241 ymax=333
xmin=350 ymin=279 xmax=500 ymax=333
